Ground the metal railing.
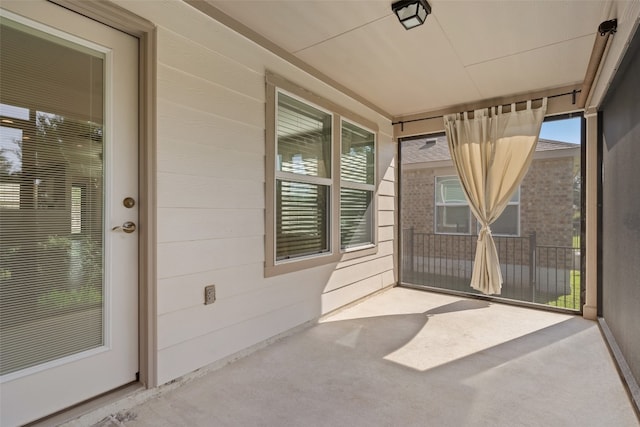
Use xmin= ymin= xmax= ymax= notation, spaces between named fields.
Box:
xmin=401 ymin=229 xmax=581 ymax=310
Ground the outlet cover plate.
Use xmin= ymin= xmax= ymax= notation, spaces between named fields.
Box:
xmin=204 ymin=285 xmax=216 ymax=305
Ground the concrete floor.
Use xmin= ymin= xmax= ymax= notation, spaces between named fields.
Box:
xmin=91 ymin=288 xmax=638 ymax=427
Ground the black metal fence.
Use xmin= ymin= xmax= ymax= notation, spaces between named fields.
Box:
xmin=402 ymin=229 xmax=581 ymax=310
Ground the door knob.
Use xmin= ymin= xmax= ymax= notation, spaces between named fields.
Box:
xmin=112 ymin=221 xmax=136 ymax=233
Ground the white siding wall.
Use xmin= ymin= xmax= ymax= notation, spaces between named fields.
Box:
xmin=116 ymin=0 xmax=395 ymax=384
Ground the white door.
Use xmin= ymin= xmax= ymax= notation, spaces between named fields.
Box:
xmin=0 ymin=2 xmax=138 ymax=425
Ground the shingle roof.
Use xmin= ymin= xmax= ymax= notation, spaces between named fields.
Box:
xmin=401 ymin=136 xmax=579 ymax=164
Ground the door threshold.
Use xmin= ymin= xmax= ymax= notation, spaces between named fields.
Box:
xmin=26 ymin=382 xmax=144 ymax=427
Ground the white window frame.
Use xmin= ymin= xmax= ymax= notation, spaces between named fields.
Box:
xmin=265 ymin=72 xmax=378 ymax=277
xmin=434 ymin=175 xmax=471 ymax=235
xmin=433 ymin=175 xmax=521 ymax=237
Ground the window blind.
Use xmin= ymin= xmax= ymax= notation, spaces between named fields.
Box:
xmin=0 ymin=18 xmax=105 ymax=376
xmin=276 ymin=180 xmax=329 ymax=260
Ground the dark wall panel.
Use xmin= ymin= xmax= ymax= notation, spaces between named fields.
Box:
xmin=601 ymin=26 xmax=640 ymax=384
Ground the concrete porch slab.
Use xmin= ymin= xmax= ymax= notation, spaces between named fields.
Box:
xmin=88 ymin=287 xmax=638 ymax=427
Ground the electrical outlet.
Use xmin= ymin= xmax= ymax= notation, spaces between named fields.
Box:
xmin=204 ymin=285 xmax=216 ymax=305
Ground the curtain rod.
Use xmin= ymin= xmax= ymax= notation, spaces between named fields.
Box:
xmin=392 ymin=89 xmax=581 ymax=128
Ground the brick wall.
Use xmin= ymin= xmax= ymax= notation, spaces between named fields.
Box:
xmin=520 ymin=157 xmax=576 ymax=247
xmin=401 ymin=167 xmax=435 ymax=234
xmin=401 ymin=156 xmax=576 ymax=248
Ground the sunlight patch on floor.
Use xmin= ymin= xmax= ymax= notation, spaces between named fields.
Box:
xmin=325 ymin=288 xmax=574 ymax=372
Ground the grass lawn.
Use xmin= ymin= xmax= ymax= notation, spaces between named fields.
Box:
xmin=403 ymin=269 xmax=582 ymax=311
xmin=546 ymin=270 xmax=581 ymax=310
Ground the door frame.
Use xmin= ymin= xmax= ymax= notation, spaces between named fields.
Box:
xmin=50 ymin=0 xmax=158 ymax=388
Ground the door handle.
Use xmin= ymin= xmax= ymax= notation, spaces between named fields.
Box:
xmin=112 ymin=221 xmax=136 ymax=233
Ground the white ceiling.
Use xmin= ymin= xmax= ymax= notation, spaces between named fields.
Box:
xmin=209 ymin=0 xmax=613 ymax=118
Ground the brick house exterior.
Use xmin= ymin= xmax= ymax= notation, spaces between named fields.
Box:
xmin=400 ymin=133 xmax=580 ymax=297
xmin=401 ymin=135 xmax=579 ymax=249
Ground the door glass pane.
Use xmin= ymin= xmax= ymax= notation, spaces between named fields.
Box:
xmin=0 ymin=18 xmax=105 ymax=375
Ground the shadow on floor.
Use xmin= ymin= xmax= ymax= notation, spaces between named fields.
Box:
xmin=96 ymin=289 xmax=638 ymax=427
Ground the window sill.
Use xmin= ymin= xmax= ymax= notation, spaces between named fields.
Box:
xmin=342 ymin=243 xmax=375 ymax=253
xmin=340 ymin=244 xmax=377 ymax=261
xmin=264 ymin=243 xmax=379 ymax=277
xmin=265 ymin=251 xmax=340 ymax=277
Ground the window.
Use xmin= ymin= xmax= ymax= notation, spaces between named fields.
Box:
xmin=340 ymin=120 xmax=375 ymax=250
xmin=435 ymin=176 xmax=520 ymax=236
xmin=435 ymin=176 xmax=470 ymax=234
xmin=266 ymin=73 xmax=378 ymax=276
xmin=275 ymin=92 xmax=332 ymax=261
xmin=488 ymin=188 xmax=520 ymax=236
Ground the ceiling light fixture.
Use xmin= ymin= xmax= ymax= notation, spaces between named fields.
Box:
xmin=392 ymin=0 xmax=431 ymax=30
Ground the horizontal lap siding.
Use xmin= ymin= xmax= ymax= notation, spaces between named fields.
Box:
xmin=322 ymin=129 xmax=396 ymax=312
xmin=157 ymin=237 xmax=264 ymax=278
xmin=157 ymin=99 xmax=263 ymax=154
xmin=157 ymin=263 xmax=263 ymax=315
xmin=158 ymin=208 xmax=264 ymax=242
xmin=158 ymin=298 xmax=319 ymax=383
xmin=157 ymin=173 xmax=264 ymax=209
xmin=115 ymin=0 xmax=395 ymax=384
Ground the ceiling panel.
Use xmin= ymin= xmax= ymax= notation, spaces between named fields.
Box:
xmin=467 ymin=34 xmax=594 ymax=100
xmin=434 ymin=0 xmax=609 ymax=66
xmin=296 ymin=14 xmax=481 ymax=116
xmin=206 ymin=0 xmax=613 ymax=117
xmin=212 ymin=0 xmax=390 ymax=53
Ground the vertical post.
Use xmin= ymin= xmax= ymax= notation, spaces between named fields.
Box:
xmin=529 ymin=231 xmax=536 ymax=302
xmin=583 ymin=110 xmax=598 ymax=319
xmin=409 ymin=227 xmax=414 ymax=275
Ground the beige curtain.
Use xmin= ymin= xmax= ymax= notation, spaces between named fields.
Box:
xmin=443 ymin=99 xmax=547 ymax=295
